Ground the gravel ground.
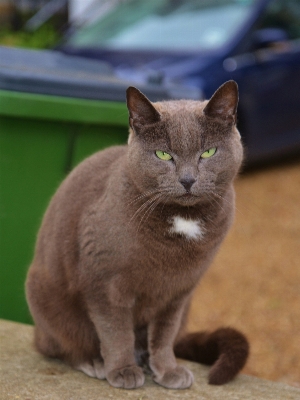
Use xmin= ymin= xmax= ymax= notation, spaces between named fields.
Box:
xmin=188 ymin=158 xmax=300 ymax=388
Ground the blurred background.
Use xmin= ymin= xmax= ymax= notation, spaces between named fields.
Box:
xmin=0 ymin=0 xmax=299 ymax=388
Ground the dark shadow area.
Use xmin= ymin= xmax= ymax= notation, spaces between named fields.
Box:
xmin=241 ymin=148 xmax=300 ymax=175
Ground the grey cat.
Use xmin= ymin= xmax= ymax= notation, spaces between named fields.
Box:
xmin=26 ymin=80 xmax=249 ymax=390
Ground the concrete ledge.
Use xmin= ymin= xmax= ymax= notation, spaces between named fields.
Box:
xmin=1 ymin=320 xmax=299 ymax=400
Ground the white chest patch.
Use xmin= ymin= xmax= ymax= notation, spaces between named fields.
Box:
xmin=169 ymin=216 xmax=205 ymax=240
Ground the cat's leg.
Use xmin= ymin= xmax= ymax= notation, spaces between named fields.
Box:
xmin=148 ymin=299 xmax=194 ymax=389
xmin=34 ymin=315 xmax=104 ymax=378
xmin=34 ymin=313 xmax=105 ymax=379
xmin=27 ymin=267 xmax=103 ymax=373
xmin=89 ymin=305 xmax=145 ymax=389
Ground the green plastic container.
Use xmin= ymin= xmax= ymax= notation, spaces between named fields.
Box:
xmin=0 ymin=89 xmax=130 ymax=323
xmin=0 ymin=89 xmax=128 ymax=324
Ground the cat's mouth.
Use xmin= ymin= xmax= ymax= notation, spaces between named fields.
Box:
xmin=181 ymin=193 xmax=194 ymax=201
xmin=174 ymin=192 xmax=200 ymax=206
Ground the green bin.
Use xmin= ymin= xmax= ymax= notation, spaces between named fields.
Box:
xmin=0 ymin=47 xmax=131 ymax=324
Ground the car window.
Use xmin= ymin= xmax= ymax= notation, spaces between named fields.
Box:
xmin=67 ymin=0 xmax=259 ymax=51
xmin=258 ymin=0 xmax=300 ymax=39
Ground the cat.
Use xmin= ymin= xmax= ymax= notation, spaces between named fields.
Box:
xmin=26 ymin=80 xmax=249 ymax=390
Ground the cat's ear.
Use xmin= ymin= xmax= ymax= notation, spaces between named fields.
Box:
xmin=126 ymin=86 xmax=161 ymax=131
xmin=203 ymin=80 xmax=238 ymax=124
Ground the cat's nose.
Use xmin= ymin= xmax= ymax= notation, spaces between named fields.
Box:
xmin=179 ymin=177 xmax=196 ymax=192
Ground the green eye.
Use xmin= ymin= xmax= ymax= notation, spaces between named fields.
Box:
xmin=155 ymin=150 xmax=173 ymax=161
xmin=201 ymin=147 xmax=217 ymax=159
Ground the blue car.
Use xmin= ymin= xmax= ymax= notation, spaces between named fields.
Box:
xmin=60 ymin=0 xmax=300 ymax=163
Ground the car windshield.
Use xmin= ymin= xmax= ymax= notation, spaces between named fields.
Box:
xmin=67 ymin=0 xmax=258 ymax=52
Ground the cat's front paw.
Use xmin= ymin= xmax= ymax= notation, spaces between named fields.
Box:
xmin=106 ymin=365 xmax=145 ymax=389
xmin=153 ymin=365 xmax=194 ymax=389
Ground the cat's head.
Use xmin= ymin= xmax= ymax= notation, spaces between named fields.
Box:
xmin=126 ymin=81 xmax=243 ymax=206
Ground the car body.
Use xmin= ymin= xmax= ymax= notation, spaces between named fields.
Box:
xmin=60 ymin=0 xmax=300 ymax=163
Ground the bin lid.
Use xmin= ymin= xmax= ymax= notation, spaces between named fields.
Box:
xmin=0 ymin=47 xmax=200 ymax=102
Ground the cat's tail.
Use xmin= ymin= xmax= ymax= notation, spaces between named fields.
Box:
xmin=174 ymin=327 xmax=249 ymax=385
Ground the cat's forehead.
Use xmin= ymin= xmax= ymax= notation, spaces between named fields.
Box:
xmin=154 ymin=100 xmax=208 ymax=153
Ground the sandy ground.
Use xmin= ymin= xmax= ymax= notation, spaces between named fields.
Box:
xmin=188 ymin=158 xmax=300 ymax=388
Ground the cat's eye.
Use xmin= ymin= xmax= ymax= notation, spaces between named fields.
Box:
xmin=155 ymin=150 xmax=173 ymax=161
xmin=200 ymin=147 xmax=217 ymax=159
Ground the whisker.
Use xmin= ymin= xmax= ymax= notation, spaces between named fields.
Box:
xmin=160 ymin=194 xmax=169 ymax=219
xmin=136 ymin=193 xmax=167 ymax=233
xmin=206 ymin=192 xmax=228 ymax=216
xmin=127 ymin=188 xmax=162 ymax=206
xmin=129 ymin=192 xmax=164 ymax=224
xmin=212 ymin=191 xmax=246 ymax=218
xmin=204 ymin=194 xmax=222 ymax=228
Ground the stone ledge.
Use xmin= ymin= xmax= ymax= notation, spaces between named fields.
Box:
xmin=0 ymin=319 xmax=299 ymax=400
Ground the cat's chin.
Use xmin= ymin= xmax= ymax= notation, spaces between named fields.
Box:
xmin=172 ymin=194 xmax=202 ymax=207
